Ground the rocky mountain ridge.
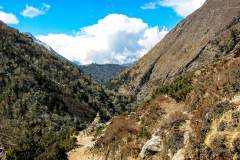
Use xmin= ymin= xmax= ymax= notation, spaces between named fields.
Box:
xmin=69 ymin=38 xmax=240 ymax=160
xmin=67 ymin=0 xmax=240 ymax=159
xmin=109 ymin=0 xmax=240 ymax=100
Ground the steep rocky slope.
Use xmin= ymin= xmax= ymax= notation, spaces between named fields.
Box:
xmin=0 ymin=21 xmax=117 ymax=159
xmin=75 ymin=42 xmax=240 ymax=160
xmin=80 ymin=64 xmax=127 ymax=84
xmin=109 ymin=0 xmax=240 ymax=100
xmin=70 ymin=0 xmax=240 ymax=159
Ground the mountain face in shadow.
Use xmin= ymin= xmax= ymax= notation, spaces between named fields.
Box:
xmin=0 ymin=21 xmax=117 ymax=159
xmin=80 ymin=64 xmax=128 ymax=84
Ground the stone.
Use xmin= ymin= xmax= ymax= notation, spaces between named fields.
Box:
xmin=0 ymin=148 xmax=6 ymax=160
xmin=139 ymin=135 xmax=162 ymax=159
xmin=172 ymin=149 xmax=185 ymax=160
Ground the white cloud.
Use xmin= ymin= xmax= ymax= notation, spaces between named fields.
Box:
xmin=141 ymin=2 xmax=158 ymax=10
xmin=141 ymin=0 xmax=206 ymax=17
xmin=160 ymin=0 xmax=206 ymax=17
xmin=0 ymin=8 xmax=19 ymax=24
xmin=37 ymin=14 xmax=168 ymax=65
xmin=21 ymin=3 xmax=50 ymax=18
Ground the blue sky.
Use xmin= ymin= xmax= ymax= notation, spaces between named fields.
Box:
xmin=0 ymin=0 xmax=206 ymax=64
xmin=1 ymin=0 xmax=183 ymax=35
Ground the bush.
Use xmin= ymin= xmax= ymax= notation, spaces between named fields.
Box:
xmin=154 ymin=75 xmax=192 ymax=102
xmin=139 ymin=127 xmax=151 ymax=139
xmin=6 ymin=130 xmax=76 ymax=160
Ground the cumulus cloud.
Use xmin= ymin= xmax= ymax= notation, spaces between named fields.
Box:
xmin=37 ymin=14 xmax=168 ymax=65
xmin=21 ymin=3 xmax=50 ymax=18
xmin=141 ymin=0 xmax=206 ymax=17
xmin=0 ymin=7 xmax=19 ymax=24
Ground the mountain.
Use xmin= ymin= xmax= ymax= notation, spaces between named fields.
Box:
xmin=67 ymin=0 xmax=240 ymax=159
xmin=80 ymin=64 xmax=128 ymax=84
xmin=0 ymin=21 xmax=120 ymax=159
xmin=24 ymin=33 xmax=78 ymax=68
xmin=24 ymin=35 xmax=129 ymax=84
xmin=109 ymin=0 xmax=240 ymax=100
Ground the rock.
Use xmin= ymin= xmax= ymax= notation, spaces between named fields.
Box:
xmin=194 ymin=70 xmax=202 ymax=76
xmin=172 ymin=149 xmax=185 ymax=160
xmin=139 ymin=134 xmax=162 ymax=159
xmin=231 ymin=94 xmax=240 ymax=105
xmin=0 ymin=148 xmax=6 ymax=160
xmin=85 ymin=140 xmax=97 ymax=149
xmin=85 ymin=113 xmax=105 ymax=134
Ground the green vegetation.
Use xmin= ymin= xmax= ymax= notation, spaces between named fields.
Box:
xmin=220 ymin=29 xmax=240 ymax=53
xmin=153 ymin=75 xmax=192 ymax=102
xmin=106 ymin=69 xmax=132 ymax=91
xmin=93 ymin=125 xmax=105 ymax=138
xmin=6 ymin=130 xmax=76 ymax=160
xmin=0 ymin=21 xmax=120 ymax=159
xmin=139 ymin=127 xmax=151 ymax=139
xmin=80 ymin=63 xmax=127 ymax=84
xmin=106 ymin=89 xmax=135 ymax=114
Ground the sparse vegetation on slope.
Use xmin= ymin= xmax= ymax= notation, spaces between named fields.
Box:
xmin=73 ymin=1 xmax=240 ymax=159
xmin=109 ymin=0 xmax=240 ymax=100
xmin=153 ymin=74 xmax=192 ymax=102
xmin=0 ymin=21 xmax=119 ymax=159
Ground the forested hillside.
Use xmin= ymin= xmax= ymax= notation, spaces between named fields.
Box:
xmin=0 ymin=21 xmax=118 ymax=159
xmin=80 ymin=64 xmax=127 ymax=84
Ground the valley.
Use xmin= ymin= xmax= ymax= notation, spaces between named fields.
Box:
xmin=0 ymin=0 xmax=240 ymax=159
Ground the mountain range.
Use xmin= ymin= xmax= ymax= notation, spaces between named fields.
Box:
xmin=1 ymin=0 xmax=240 ymax=159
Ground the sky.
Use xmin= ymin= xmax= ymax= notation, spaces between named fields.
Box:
xmin=0 ymin=0 xmax=206 ymax=65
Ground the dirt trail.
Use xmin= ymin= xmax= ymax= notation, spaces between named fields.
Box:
xmin=68 ymin=132 xmax=101 ymax=160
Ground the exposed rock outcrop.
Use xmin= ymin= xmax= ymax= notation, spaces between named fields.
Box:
xmin=109 ymin=0 xmax=240 ymax=100
xmin=139 ymin=134 xmax=162 ymax=158
xmin=82 ymin=52 xmax=240 ymax=160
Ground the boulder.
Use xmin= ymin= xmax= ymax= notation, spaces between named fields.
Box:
xmin=0 ymin=148 xmax=6 ymax=160
xmin=139 ymin=135 xmax=162 ymax=158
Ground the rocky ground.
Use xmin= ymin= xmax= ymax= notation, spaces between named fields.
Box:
xmin=69 ymin=53 xmax=240 ymax=160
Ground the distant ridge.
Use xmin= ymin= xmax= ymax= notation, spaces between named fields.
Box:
xmin=80 ymin=63 xmax=128 ymax=84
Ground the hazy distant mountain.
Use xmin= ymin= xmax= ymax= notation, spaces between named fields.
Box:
xmin=80 ymin=63 xmax=128 ymax=84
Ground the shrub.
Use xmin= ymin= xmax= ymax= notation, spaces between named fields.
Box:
xmin=154 ymin=75 xmax=192 ymax=102
xmin=139 ymin=127 xmax=151 ymax=139
xmin=94 ymin=125 xmax=105 ymax=138
xmin=6 ymin=130 xmax=76 ymax=160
